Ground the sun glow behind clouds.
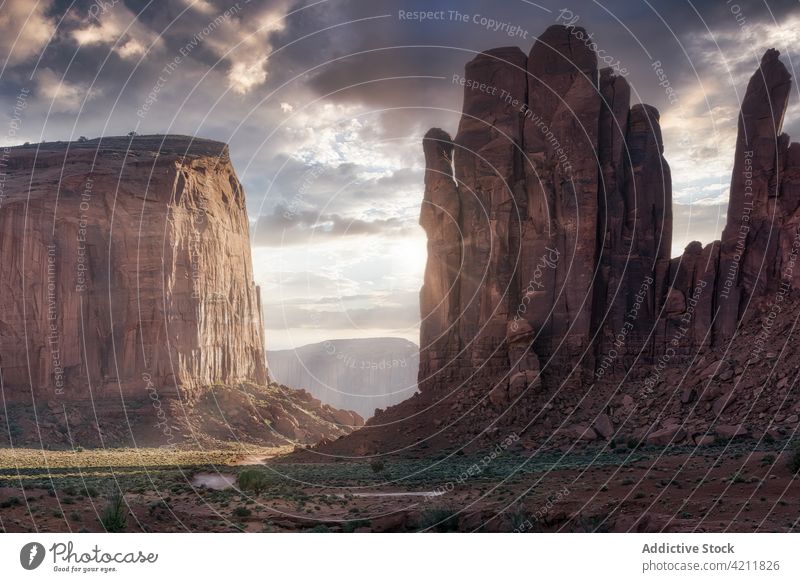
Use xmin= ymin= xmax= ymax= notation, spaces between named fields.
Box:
xmin=254 ymin=227 xmax=426 ymax=351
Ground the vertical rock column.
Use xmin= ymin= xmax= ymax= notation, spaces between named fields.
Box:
xmin=418 ymin=128 xmax=461 ymax=392
xmin=452 ymin=47 xmax=529 ymax=391
xmin=593 ymin=69 xmax=631 ymax=371
xmin=615 ymin=104 xmax=673 ymax=362
xmin=521 ymin=25 xmax=601 ymax=384
xmin=716 ymin=49 xmax=792 ymax=340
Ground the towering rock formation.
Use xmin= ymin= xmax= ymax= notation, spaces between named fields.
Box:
xmin=717 ymin=49 xmax=793 ymax=340
xmin=418 ymin=127 xmax=462 ymax=392
xmin=418 ymin=25 xmax=677 ymax=400
xmin=595 ymin=94 xmax=673 ymax=370
xmin=521 ymin=26 xmax=601 ymax=383
xmin=396 ymin=26 xmax=800 ymax=448
xmin=0 ymin=135 xmax=266 ymax=402
xmin=419 ymin=28 xmax=800 ymax=402
xmin=316 ymin=28 xmax=800 ymax=456
xmin=0 ymin=135 xmax=361 ymax=446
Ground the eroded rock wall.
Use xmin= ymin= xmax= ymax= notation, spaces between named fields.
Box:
xmin=418 ymin=27 xmax=798 ymax=404
xmin=0 ymin=135 xmax=267 ymax=404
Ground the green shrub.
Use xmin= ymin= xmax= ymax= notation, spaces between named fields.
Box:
xmin=508 ymin=503 xmax=534 ymax=532
xmin=419 ymin=508 xmax=460 ymax=532
xmin=237 ymin=469 xmax=271 ymax=493
xmin=788 ymin=443 xmax=800 ymax=474
xmin=100 ymin=493 xmax=127 ymax=533
xmin=369 ymin=459 xmax=385 ymax=473
xmin=730 ymin=472 xmax=746 ymax=484
xmin=148 ymin=500 xmax=169 ymax=515
xmin=0 ymin=496 xmax=20 ymax=508
xmin=233 ymin=506 xmax=252 ymax=518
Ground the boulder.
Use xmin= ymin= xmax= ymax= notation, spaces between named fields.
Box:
xmin=715 ymin=425 xmax=749 ymax=440
xmin=593 ymin=414 xmax=614 ymax=440
xmin=646 ymin=425 xmax=687 ymax=445
xmin=569 ymin=425 xmax=598 ymax=441
xmin=694 ymin=434 xmax=716 ymax=446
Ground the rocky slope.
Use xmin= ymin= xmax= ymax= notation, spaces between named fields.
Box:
xmin=267 ymin=338 xmax=419 ymax=419
xmin=0 ymin=134 xmax=360 ymax=447
xmin=316 ymin=27 xmax=800 ymax=456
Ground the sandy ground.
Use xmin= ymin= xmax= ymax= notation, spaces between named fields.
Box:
xmin=1 ymin=441 xmax=798 ymax=532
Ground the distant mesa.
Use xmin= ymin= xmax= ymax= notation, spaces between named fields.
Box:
xmin=267 ymin=338 xmax=419 ymax=419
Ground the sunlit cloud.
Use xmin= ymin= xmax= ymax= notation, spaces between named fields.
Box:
xmin=70 ymin=2 xmax=161 ymax=60
xmin=36 ymin=68 xmax=100 ymax=113
xmin=0 ymin=0 xmax=55 ymax=65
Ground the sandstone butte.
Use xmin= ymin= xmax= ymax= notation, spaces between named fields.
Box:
xmin=0 ymin=135 xmax=362 ymax=447
xmin=316 ymin=25 xmax=800 ymax=457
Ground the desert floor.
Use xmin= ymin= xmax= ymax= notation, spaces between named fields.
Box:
xmin=1 ymin=439 xmax=798 ymax=533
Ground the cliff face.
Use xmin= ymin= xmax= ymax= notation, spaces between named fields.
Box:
xmin=716 ymin=49 xmax=794 ymax=339
xmin=420 ymin=29 xmax=800 ymax=398
xmin=419 ymin=26 xmax=677 ymax=401
xmin=317 ymin=27 xmax=799 ymax=456
xmin=0 ymin=135 xmax=267 ymax=402
xmin=0 ymin=135 xmax=361 ymax=447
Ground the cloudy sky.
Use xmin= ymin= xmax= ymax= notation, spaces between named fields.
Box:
xmin=2 ymin=0 xmax=799 ymax=349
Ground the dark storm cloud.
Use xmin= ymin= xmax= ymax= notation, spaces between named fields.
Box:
xmin=4 ymin=1 xmax=799 ymax=137
xmin=269 ymin=0 xmax=800 ymax=138
xmin=5 ymin=0 xmax=798 ymax=159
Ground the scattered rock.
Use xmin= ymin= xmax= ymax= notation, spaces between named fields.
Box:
xmin=712 ymin=393 xmax=735 ymax=417
xmin=694 ymin=434 xmax=716 ymax=446
xmin=647 ymin=425 xmax=687 ymax=446
xmin=593 ymin=414 xmax=614 ymax=440
xmin=715 ymin=425 xmax=749 ymax=440
xmin=569 ymin=425 xmax=598 ymax=441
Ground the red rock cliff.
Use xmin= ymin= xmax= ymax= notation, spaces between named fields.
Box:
xmin=299 ymin=31 xmax=800 ymax=457
xmin=418 ymin=30 xmax=797 ymax=415
xmin=0 ymin=135 xmax=267 ymax=403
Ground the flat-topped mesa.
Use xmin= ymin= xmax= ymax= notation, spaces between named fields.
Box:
xmin=0 ymin=134 xmax=268 ymax=405
xmin=418 ymin=24 xmax=673 ymax=401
